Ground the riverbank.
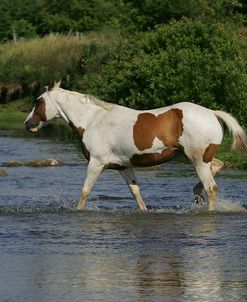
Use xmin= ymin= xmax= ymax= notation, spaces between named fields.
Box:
xmin=217 ymin=138 xmax=247 ymax=169
xmin=0 ymin=99 xmax=30 ymax=130
xmin=0 ymin=101 xmax=246 ymax=169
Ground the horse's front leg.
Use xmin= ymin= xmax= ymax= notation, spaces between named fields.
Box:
xmin=76 ymin=159 xmax=104 ymax=210
xmin=119 ymin=168 xmax=147 ymax=210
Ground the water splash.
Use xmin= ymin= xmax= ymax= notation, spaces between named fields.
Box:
xmin=0 ymin=197 xmax=246 ymax=216
xmin=0 ymin=200 xmax=74 ymax=215
xmin=215 ymin=198 xmax=246 ymax=213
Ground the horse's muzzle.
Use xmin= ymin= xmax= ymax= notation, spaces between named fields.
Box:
xmin=25 ymin=120 xmax=39 ymax=133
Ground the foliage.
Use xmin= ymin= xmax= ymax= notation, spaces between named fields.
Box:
xmin=115 ymin=0 xmax=245 ymax=32
xmin=10 ymin=19 xmax=37 ymax=40
xmin=0 ymin=0 xmax=246 ymax=42
xmin=82 ymin=18 xmax=247 ymax=124
xmin=0 ymin=0 xmax=43 ymax=41
xmin=36 ymin=0 xmax=116 ymax=34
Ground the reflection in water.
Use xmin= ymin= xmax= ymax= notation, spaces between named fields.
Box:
xmin=136 ymin=254 xmax=183 ymax=300
xmin=180 ymin=215 xmax=247 ymax=302
xmin=3 ymin=212 xmax=246 ymax=302
xmin=1 ymin=209 xmax=247 ymax=302
xmin=181 ymin=215 xmax=222 ymax=302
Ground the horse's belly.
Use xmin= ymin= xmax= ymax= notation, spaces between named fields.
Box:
xmin=109 ymin=143 xmax=175 ymax=168
xmin=113 ymin=140 xmax=180 ymax=167
xmin=129 ymin=146 xmax=179 ymax=167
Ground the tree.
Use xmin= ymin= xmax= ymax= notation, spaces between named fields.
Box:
xmin=0 ymin=0 xmax=42 ymax=41
xmin=36 ymin=0 xmax=117 ymax=34
xmin=112 ymin=0 xmax=245 ymax=32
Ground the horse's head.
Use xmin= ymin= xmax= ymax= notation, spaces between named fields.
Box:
xmin=25 ymin=81 xmax=61 ymax=133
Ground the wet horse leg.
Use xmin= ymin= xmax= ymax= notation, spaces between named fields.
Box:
xmin=76 ymin=160 xmax=104 ymax=210
xmin=193 ymin=158 xmax=224 ymax=204
xmin=119 ymin=168 xmax=147 ymax=210
xmin=194 ymin=162 xmax=218 ymax=211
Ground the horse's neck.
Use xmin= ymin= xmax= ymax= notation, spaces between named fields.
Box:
xmin=56 ymin=95 xmax=105 ymax=130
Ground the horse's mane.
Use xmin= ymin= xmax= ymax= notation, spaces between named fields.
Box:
xmin=47 ymin=81 xmax=116 ymax=111
xmin=62 ymin=89 xmax=116 ymax=111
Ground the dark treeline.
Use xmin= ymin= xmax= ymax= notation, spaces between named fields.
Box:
xmin=1 ymin=0 xmax=247 ymax=124
xmin=0 ymin=0 xmax=246 ymax=41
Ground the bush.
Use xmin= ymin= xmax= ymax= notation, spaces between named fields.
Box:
xmin=82 ymin=18 xmax=247 ymax=123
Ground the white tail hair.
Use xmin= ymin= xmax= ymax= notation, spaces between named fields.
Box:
xmin=215 ymin=110 xmax=247 ymax=156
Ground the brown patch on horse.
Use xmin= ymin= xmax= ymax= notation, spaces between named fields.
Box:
xmin=104 ymin=163 xmax=127 ymax=170
xmin=133 ymin=109 xmax=184 ymax=151
xmin=69 ymin=122 xmax=90 ymax=161
xmin=32 ymin=98 xmax=47 ymax=123
xmin=203 ymin=144 xmax=220 ymax=163
xmin=130 ymin=147 xmax=178 ymax=167
xmin=69 ymin=122 xmax=85 ymax=137
xmin=133 ymin=113 xmax=156 ymax=150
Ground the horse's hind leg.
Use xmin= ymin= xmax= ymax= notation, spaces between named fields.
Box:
xmin=194 ymin=162 xmax=218 ymax=211
xmin=119 ymin=168 xmax=147 ymax=210
xmin=193 ymin=158 xmax=224 ymax=204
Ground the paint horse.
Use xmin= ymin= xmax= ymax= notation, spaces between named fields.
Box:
xmin=25 ymin=81 xmax=247 ymax=211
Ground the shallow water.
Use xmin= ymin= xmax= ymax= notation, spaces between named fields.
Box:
xmin=1 ymin=131 xmax=247 ymax=302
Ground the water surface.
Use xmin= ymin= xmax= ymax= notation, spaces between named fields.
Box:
xmin=1 ymin=131 xmax=247 ymax=302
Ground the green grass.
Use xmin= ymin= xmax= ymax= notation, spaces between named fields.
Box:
xmin=0 ymin=34 xmax=85 ymax=85
xmin=217 ymin=135 xmax=247 ymax=169
xmin=0 ymin=99 xmax=30 ymax=130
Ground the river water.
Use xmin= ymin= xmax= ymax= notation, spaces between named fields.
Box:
xmin=0 ymin=130 xmax=247 ymax=302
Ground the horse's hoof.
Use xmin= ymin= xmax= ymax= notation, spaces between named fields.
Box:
xmin=194 ymin=194 xmax=205 ymax=204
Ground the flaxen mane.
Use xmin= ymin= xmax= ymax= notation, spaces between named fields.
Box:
xmin=64 ymin=89 xmax=116 ymax=111
xmin=48 ymin=81 xmax=116 ymax=111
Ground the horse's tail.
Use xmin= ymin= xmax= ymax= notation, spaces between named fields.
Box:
xmin=214 ymin=110 xmax=247 ymax=156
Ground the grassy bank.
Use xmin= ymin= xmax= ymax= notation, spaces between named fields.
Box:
xmin=0 ymin=99 xmax=30 ymax=130
xmin=217 ymin=136 xmax=247 ymax=169
xmin=1 ymin=101 xmax=247 ymax=169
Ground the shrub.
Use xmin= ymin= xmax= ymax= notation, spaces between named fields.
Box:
xmin=82 ymin=18 xmax=247 ymax=123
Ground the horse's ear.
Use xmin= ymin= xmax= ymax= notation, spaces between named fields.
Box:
xmin=47 ymin=81 xmax=55 ymax=91
xmin=55 ymin=79 xmax=62 ymax=88
xmin=45 ymin=80 xmax=61 ymax=92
